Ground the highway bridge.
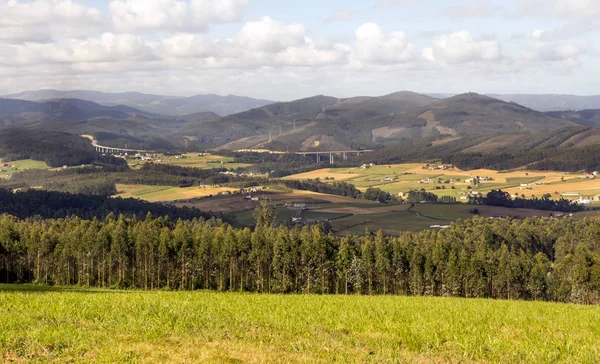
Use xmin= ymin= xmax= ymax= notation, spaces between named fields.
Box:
xmin=91 ymin=140 xmax=154 ymax=154
xmin=295 ymin=150 xmax=373 ymax=164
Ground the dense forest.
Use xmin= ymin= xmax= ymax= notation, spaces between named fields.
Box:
xmin=1 ymin=209 xmax=599 ymax=305
xmin=0 ymin=129 xmax=126 ymax=168
xmin=0 ymin=189 xmax=230 ymax=222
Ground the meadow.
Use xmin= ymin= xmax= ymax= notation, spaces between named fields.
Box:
xmin=0 ymin=159 xmax=49 ymax=180
xmin=1 ymin=284 xmax=599 ymax=363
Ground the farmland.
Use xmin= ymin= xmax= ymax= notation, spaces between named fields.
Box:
xmin=0 ymin=159 xmax=49 ymax=180
xmin=126 ymin=153 xmax=253 ymax=170
xmin=285 ymin=163 xmax=600 ymax=202
xmin=115 ymin=184 xmax=238 ymax=203
xmin=177 ymin=188 xmax=564 ymax=235
xmin=1 ymin=285 xmax=599 ymax=363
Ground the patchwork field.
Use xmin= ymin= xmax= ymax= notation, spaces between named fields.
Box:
xmin=115 ymin=184 xmax=238 ymax=202
xmin=0 ymin=159 xmax=49 ymax=180
xmin=127 ymin=153 xmax=253 ymax=170
xmin=284 ymin=163 xmax=600 ymax=202
xmin=2 ymin=285 xmax=600 ymax=363
xmin=171 ymin=186 xmax=588 ymax=234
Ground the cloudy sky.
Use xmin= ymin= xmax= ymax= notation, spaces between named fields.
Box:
xmin=0 ymin=0 xmax=598 ymax=100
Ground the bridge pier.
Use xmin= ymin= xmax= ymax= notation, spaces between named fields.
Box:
xmin=329 ymin=153 xmax=334 ymax=164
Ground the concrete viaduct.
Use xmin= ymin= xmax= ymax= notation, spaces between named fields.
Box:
xmin=92 ymin=141 xmax=153 ymax=155
xmin=295 ymin=150 xmax=373 ymax=164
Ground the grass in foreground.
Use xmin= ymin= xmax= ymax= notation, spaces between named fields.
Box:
xmin=1 ymin=285 xmax=599 ymax=363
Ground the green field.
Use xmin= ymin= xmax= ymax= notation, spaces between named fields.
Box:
xmin=0 ymin=159 xmax=49 ymax=180
xmin=285 ymin=163 xmax=600 ymax=203
xmin=126 ymin=153 xmax=253 ymax=170
xmin=1 ymin=285 xmax=599 ymax=363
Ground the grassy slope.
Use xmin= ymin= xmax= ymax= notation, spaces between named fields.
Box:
xmin=115 ymin=184 xmax=238 ymax=202
xmin=0 ymin=159 xmax=49 ymax=180
xmin=1 ymin=285 xmax=599 ymax=363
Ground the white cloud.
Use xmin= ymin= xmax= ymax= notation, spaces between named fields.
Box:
xmin=0 ymin=33 xmax=156 ymax=66
xmin=354 ymin=23 xmax=413 ymax=64
xmin=423 ymin=31 xmax=503 ymax=64
xmin=275 ymin=42 xmax=350 ymax=67
xmin=109 ymin=0 xmax=247 ymax=33
xmin=522 ymin=29 xmax=582 ymax=69
xmin=236 ymin=17 xmax=307 ymax=53
xmin=156 ymin=19 xmax=349 ymax=68
xmin=0 ymin=0 xmax=104 ymax=43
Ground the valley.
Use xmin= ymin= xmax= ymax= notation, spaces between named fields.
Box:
xmin=4 ymin=2 xmax=600 ymax=362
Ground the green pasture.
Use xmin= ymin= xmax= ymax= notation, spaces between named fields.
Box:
xmin=0 ymin=159 xmax=49 ymax=180
xmin=2 ymin=284 xmax=599 ymax=363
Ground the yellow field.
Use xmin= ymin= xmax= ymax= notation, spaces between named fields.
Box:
xmin=503 ymin=180 xmax=600 ymax=198
xmin=115 ymin=184 xmax=238 ymax=202
xmin=283 ymin=163 xmax=598 ymax=201
xmin=281 ymin=169 xmax=359 ymax=181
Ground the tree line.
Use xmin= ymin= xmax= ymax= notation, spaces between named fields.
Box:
xmin=1 ymin=209 xmax=599 ymax=305
xmin=281 ymin=179 xmax=395 ymax=203
xmin=474 ymin=190 xmax=584 ymax=213
xmin=0 ymin=189 xmax=230 ymax=222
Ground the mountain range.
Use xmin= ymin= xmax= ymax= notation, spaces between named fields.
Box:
xmin=1 ymin=90 xmax=600 ymax=153
xmin=3 ymin=89 xmax=275 ymax=117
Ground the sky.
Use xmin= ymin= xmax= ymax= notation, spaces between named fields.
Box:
xmin=0 ymin=0 xmax=598 ymax=100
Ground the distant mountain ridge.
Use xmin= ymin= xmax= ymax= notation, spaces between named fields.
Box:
xmin=3 ymin=89 xmax=275 ymax=116
xmin=428 ymin=93 xmax=600 ymax=112
xmin=0 ymin=91 xmax=585 ymax=153
xmin=0 ymin=97 xmax=152 ymax=123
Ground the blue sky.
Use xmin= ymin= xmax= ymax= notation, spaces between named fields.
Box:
xmin=0 ymin=0 xmax=598 ymax=99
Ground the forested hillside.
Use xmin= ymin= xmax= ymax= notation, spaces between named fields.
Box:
xmin=347 ymin=127 xmax=600 ymax=171
xmin=0 ymin=129 xmax=125 ymax=167
xmin=1 ymin=212 xmax=599 ymax=305
xmin=202 ymin=92 xmax=574 ymax=151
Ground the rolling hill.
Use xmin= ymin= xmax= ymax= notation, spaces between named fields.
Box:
xmin=0 ymin=97 xmax=152 ymax=123
xmin=191 ymin=92 xmax=575 ymax=151
xmin=0 ymin=91 xmax=584 ymax=154
xmin=3 ymin=89 xmax=275 ymax=116
xmin=0 ymin=98 xmax=187 ymax=150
